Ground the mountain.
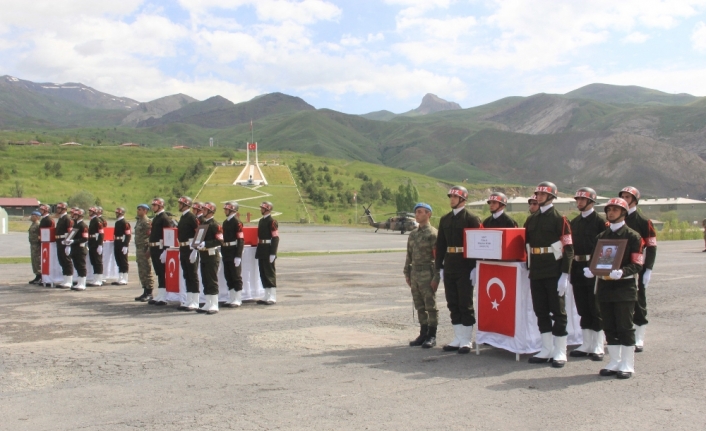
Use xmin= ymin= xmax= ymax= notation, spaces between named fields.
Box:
xmin=137 ymin=95 xmax=234 ymax=128
xmin=360 ymin=110 xmax=397 ymax=121
xmin=120 ymin=93 xmax=197 ymax=126
xmin=565 ymin=83 xmax=698 ymax=106
xmin=408 ymin=93 xmax=462 ymax=115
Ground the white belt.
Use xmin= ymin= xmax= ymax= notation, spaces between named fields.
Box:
xmin=259 ymin=239 xmax=271 ymax=244
xmin=223 ymin=241 xmax=239 ymax=246
xmin=115 ymin=236 xmax=126 ymax=241
xmin=90 ymin=233 xmax=100 ymax=239
xmin=199 ymin=247 xmax=218 ymax=256
xmin=56 ymin=234 xmax=67 ymax=239
xmin=574 ymin=255 xmax=591 ymax=262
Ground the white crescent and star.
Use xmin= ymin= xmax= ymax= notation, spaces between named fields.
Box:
xmin=486 ymin=277 xmax=506 ymax=310
xmin=42 ymin=247 xmax=47 ymax=264
xmin=168 ymin=257 xmax=176 ymax=278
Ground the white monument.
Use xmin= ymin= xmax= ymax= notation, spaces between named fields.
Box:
xmin=234 ymin=141 xmax=267 ymax=186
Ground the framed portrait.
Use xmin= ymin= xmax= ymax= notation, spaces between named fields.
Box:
xmin=66 ymin=228 xmax=78 ymax=242
xmin=589 ymin=239 xmax=628 ymax=276
xmin=191 ymin=225 xmax=209 ymax=248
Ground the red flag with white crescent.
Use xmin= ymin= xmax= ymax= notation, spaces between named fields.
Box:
xmin=165 ymin=249 xmax=181 ymax=293
xmin=477 ymin=263 xmax=517 ymax=337
xmin=41 ymin=243 xmax=51 ymax=275
xmin=248 ymin=143 xmax=256 ymax=151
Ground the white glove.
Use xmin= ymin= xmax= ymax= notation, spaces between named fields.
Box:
xmin=642 ymin=269 xmax=651 ymax=288
xmin=269 ymin=255 xmax=276 ymax=263
xmin=557 ymin=273 xmax=569 ymax=296
xmin=96 ymin=245 xmax=103 ymax=255
xmin=65 ymin=246 xmax=71 ymax=256
xmin=196 ymin=242 xmax=205 ymax=251
xmin=234 ymin=257 xmax=241 ymax=267
xmin=470 ymin=268 xmax=477 ymax=286
xmin=160 ymin=250 xmax=167 ymax=263
xmin=609 ymin=269 xmax=624 ymax=280
xmin=440 ymin=269 xmax=444 ymax=281
xmin=63 ymin=239 xmax=74 ymax=246
xmin=583 ymin=267 xmax=595 ymax=278
xmin=122 ymin=247 xmax=128 ymax=255
xmin=189 ymin=249 xmax=198 ymax=263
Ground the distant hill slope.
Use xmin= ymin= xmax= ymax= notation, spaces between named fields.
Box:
xmin=565 ymin=83 xmax=698 ymax=106
xmin=362 ymin=93 xmax=461 ymax=121
xmin=121 ymin=93 xmax=197 ymax=126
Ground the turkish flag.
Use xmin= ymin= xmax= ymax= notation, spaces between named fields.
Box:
xmin=41 ymin=243 xmax=51 ymax=275
xmin=165 ymin=249 xmax=181 ymax=293
xmin=477 ymin=263 xmax=517 ymax=337
xmin=248 ymin=143 xmax=256 ymax=150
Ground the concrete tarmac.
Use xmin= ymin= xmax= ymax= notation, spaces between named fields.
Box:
xmin=0 ymin=238 xmax=704 ymax=430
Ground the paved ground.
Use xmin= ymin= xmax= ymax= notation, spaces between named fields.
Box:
xmin=0 ymin=235 xmax=705 ymax=430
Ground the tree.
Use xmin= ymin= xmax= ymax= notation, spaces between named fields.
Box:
xmin=147 ymin=164 xmax=155 ymax=175
xmin=10 ymin=180 xmax=23 ymax=198
xmin=395 ymin=179 xmax=419 ymax=213
xmin=68 ymin=190 xmax=97 ymax=211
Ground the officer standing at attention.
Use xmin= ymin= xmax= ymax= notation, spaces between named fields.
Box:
xmin=28 ymin=211 xmax=42 ymax=284
xmin=134 ymin=204 xmax=154 ymax=302
xmin=192 ymin=201 xmax=205 ymax=224
xmin=482 ymin=192 xmax=518 ymax=228
xmin=404 ymin=203 xmax=441 ymax=349
xmin=68 ymin=208 xmax=89 ymax=291
xmin=112 ymin=207 xmax=131 ymax=286
xmin=569 ymin=187 xmax=608 ymax=360
xmin=584 ymin=198 xmax=643 ymax=379
xmin=435 ymin=185 xmax=482 ymax=354
xmin=527 ymin=195 xmax=539 ymax=216
xmin=175 ymin=196 xmax=201 ymax=311
xmin=195 ymin=202 xmax=223 ymax=315
xmin=148 ymin=198 xmax=170 ymax=306
xmin=619 ymin=186 xmax=656 ymax=353
xmin=86 ymin=207 xmax=106 ymax=287
xmin=55 ymin=202 xmax=74 ymax=289
xmin=222 ymin=201 xmax=245 ymax=308
xmin=256 ymin=201 xmax=279 ymax=305
xmin=524 ymin=181 xmax=574 ymax=368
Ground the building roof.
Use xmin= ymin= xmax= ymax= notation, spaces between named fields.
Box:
xmin=60 ymin=142 xmax=81 ymax=146
xmin=120 ymin=142 xmax=140 ymax=147
xmin=0 ymin=197 xmax=40 ymax=206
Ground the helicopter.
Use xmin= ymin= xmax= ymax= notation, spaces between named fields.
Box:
xmin=362 ymin=205 xmax=418 ymax=234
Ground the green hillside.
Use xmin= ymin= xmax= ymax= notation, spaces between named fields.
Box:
xmin=565 ymin=83 xmax=698 ymax=106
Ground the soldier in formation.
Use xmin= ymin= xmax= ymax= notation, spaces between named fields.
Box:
xmin=55 ymin=202 xmax=75 ymax=289
xmin=221 ymin=201 xmax=245 ymax=308
xmin=583 ymin=198 xmax=643 ymax=379
xmin=568 ymin=187 xmax=607 ymax=360
xmin=134 ymin=204 xmax=154 ymax=302
xmin=68 ymin=208 xmax=89 ymax=291
xmin=436 ymin=186 xmax=481 ymax=354
xmin=195 ymin=202 xmax=223 ymax=314
xmin=527 ymin=195 xmax=539 ymax=215
xmin=28 ymin=211 xmax=42 ymax=284
xmin=256 ymin=201 xmax=279 ymax=305
xmin=112 ymin=207 xmax=131 ymax=286
xmin=619 ymin=186 xmax=656 ymax=353
xmin=86 ymin=206 xmax=106 ymax=287
xmin=482 ymin=192 xmax=518 ymax=228
xmin=524 ymin=181 xmax=574 ymax=368
xmin=148 ymin=198 xmax=170 ymax=306
xmin=404 ymin=203 xmax=440 ymax=349
xmin=175 ymin=196 xmax=201 ymax=311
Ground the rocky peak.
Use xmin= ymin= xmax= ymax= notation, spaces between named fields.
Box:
xmin=412 ymin=93 xmax=461 ymax=115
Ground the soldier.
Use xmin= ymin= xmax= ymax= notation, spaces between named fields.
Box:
xmin=55 ymin=202 xmax=74 ymax=288
xmin=134 ymin=204 xmax=154 ymax=302
xmin=68 ymin=208 xmax=89 ymax=291
xmin=192 ymin=201 xmax=205 ymax=223
xmin=37 ymin=204 xmax=55 ymax=286
xmin=256 ymin=201 xmax=279 ymax=305
xmin=404 ymin=203 xmax=441 ymax=348
xmin=195 ymin=202 xmax=223 ymax=314
xmin=175 ymin=196 xmax=201 ymax=311
xmin=435 ymin=185 xmax=482 ymax=354
xmin=28 ymin=211 xmax=42 ymax=284
xmin=148 ymin=197 xmax=171 ymax=306
xmin=527 ymin=195 xmax=539 ymax=216
xmin=524 ymin=181 xmax=574 ymax=368
xmin=619 ymin=186 xmax=656 ymax=353
xmin=584 ymin=198 xmax=643 ymax=379
xmin=482 ymin=192 xmax=518 ymax=228
xmin=112 ymin=207 xmax=131 ymax=286
xmin=222 ymin=201 xmax=245 ymax=308
xmin=569 ymin=187 xmax=608 ymax=361
xmin=86 ymin=207 xmax=106 ymax=287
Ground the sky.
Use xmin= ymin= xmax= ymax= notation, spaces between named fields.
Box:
xmin=2 ymin=0 xmax=706 ymax=114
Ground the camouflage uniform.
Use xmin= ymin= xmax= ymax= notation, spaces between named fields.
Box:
xmin=134 ymin=214 xmax=154 ymax=290
xmin=404 ymin=224 xmax=441 ymax=326
xmin=28 ymin=221 xmax=41 ymax=277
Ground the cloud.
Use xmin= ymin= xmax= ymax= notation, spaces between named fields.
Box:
xmin=693 ymin=21 xmax=706 ymax=52
xmin=623 ymin=32 xmax=650 ymax=43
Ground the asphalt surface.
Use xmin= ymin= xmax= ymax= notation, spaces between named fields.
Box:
xmin=0 ymin=234 xmax=705 ymax=430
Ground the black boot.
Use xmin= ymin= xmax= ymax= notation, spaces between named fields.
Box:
xmin=422 ymin=326 xmax=437 ymax=349
xmin=409 ymin=324 xmax=428 ymax=347
xmin=29 ymin=274 xmax=42 ymax=284
xmin=135 ymin=288 xmax=153 ymax=302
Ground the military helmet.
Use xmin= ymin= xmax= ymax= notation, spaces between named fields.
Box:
xmin=447 ymin=185 xmax=468 ymax=200
xmin=574 ymin=187 xmax=597 ymax=202
xmin=96 ymin=206 xmax=104 ymax=215
xmin=528 ymin=194 xmax=538 ymax=204
xmin=413 ymin=202 xmax=432 ymax=212
xmin=604 ymin=197 xmax=629 ymax=213
xmin=224 ymin=201 xmax=239 ymax=212
xmin=38 ymin=203 xmax=51 ymax=213
xmin=192 ymin=201 xmax=203 ymax=211
xmin=487 ymin=192 xmax=508 ymax=206
xmin=178 ymin=196 xmax=193 ymax=207
xmin=72 ymin=208 xmax=85 ymax=217
xmin=115 ymin=207 xmax=126 ymax=216
xmin=260 ymin=201 xmax=274 ymax=211
xmin=55 ymin=202 xmax=68 ymax=212
xmin=202 ymin=202 xmax=217 ymax=214
xmin=619 ymin=186 xmax=640 ymax=203
xmin=151 ymin=197 xmax=165 ymax=208
xmin=535 ymin=181 xmax=558 ymax=198
xmin=88 ymin=206 xmax=99 ymax=215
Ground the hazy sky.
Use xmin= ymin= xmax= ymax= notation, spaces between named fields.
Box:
xmin=2 ymin=0 xmax=706 ymax=114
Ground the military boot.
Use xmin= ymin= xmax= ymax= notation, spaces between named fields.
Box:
xmin=409 ymin=324 xmax=428 ymax=347
xmin=29 ymin=274 xmax=42 ymax=284
xmin=422 ymin=326 xmax=437 ymax=349
xmin=135 ymin=288 xmax=153 ymax=302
